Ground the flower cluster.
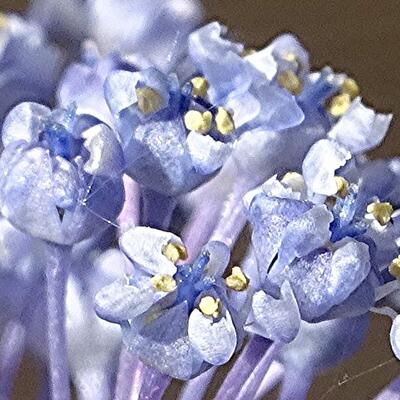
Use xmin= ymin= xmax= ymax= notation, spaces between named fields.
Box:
xmin=0 ymin=1 xmax=399 ymax=400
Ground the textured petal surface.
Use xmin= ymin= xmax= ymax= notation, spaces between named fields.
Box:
xmin=188 ymin=309 xmax=236 ymax=365
xmin=328 ymin=98 xmax=392 ymax=154
xmin=303 ymin=139 xmax=351 ymax=195
xmin=119 ymin=227 xmax=181 ymax=276
xmin=247 ymin=281 xmax=301 ymax=343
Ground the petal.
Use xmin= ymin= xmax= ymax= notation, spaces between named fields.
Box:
xmin=2 ymin=102 xmax=51 ymax=147
xmin=246 ymin=281 xmax=301 ymax=343
xmin=82 ymin=124 xmax=124 ymax=178
xmin=119 ymin=227 xmax=181 ymax=276
xmin=186 ymin=132 xmax=231 ymax=175
xmin=95 ymin=275 xmax=168 ymax=323
xmin=328 ymin=98 xmax=392 ymax=154
xmin=188 ymin=308 xmax=237 ymax=365
xmin=302 ymin=139 xmax=351 ymax=195
xmin=273 ymin=204 xmax=333 ymax=273
xmin=390 ymin=315 xmax=400 ymax=360
xmin=201 ymin=240 xmax=231 ymax=278
xmin=123 ymin=302 xmax=204 ymax=380
xmin=278 ymin=239 xmax=371 ymax=321
xmin=248 ymin=195 xmax=311 ymax=280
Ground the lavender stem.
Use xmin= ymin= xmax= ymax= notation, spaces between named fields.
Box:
xmin=214 ymin=335 xmax=272 ymax=400
xmin=114 ymin=346 xmax=143 ymax=400
xmin=0 ymin=320 xmax=26 ymax=400
xmin=278 ymin=368 xmax=313 ymax=400
xmin=255 ymin=361 xmax=284 ymax=399
xmin=237 ymin=341 xmax=283 ymax=400
xmin=178 ymin=367 xmax=216 ymax=400
xmin=74 ymin=369 xmax=111 ymax=400
xmin=118 ymin=175 xmax=141 ymax=233
xmin=46 ymin=244 xmax=71 ymax=400
xmin=136 ymin=366 xmax=171 ymax=400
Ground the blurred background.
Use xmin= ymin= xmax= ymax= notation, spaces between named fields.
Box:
xmin=3 ymin=0 xmax=400 ymax=398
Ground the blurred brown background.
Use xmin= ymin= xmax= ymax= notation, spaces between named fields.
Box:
xmin=3 ymin=0 xmax=400 ymax=399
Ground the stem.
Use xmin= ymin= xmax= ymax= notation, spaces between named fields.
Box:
xmin=118 ymin=175 xmax=141 ymax=234
xmin=141 ymin=187 xmax=177 ymax=231
xmin=278 ymin=368 xmax=313 ymax=400
xmin=46 ymin=244 xmax=71 ymax=400
xmin=255 ymin=361 xmax=284 ymax=399
xmin=179 ymin=367 xmax=216 ymax=400
xmin=375 ymin=376 xmax=400 ymax=400
xmin=136 ymin=366 xmax=171 ymax=400
xmin=237 ymin=342 xmax=283 ymax=400
xmin=0 ymin=321 xmax=26 ymax=400
xmin=114 ymin=347 xmax=144 ymax=400
xmin=214 ymin=336 xmax=272 ymax=400
xmin=74 ymin=369 xmax=111 ymax=400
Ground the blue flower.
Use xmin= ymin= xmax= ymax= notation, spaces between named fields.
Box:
xmin=244 ymin=172 xmax=398 ymax=343
xmin=0 ymin=13 xmax=62 ymax=126
xmin=0 ymin=102 xmax=124 ymax=244
xmin=95 ymin=227 xmax=242 ymax=380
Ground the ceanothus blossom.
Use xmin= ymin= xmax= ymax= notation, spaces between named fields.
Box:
xmin=95 ymin=227 xmax=246 ymax=380
xmin=0 ymin=102 xmax=124 ymax=244
xmin=243 ymin=171 xmax=399 ymax=344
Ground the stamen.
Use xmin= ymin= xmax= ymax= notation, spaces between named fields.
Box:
xmin=334 ymin=176 xmax=349 ymax=198
xmin=225 ymin=266 xmax=249 ymax=292
xmin=277 ymin=70 xmax=303 ymax=95
xmin=0 ymin=13 xmax=8 ymax=29
xmin=151 ymin=274 xmax=177 ymax=292
xmin=326 ymin=93 xmax=351 ymax=117
xmin=341 ymin=77 xmax=360 ymax=100
xmin=367 ymin=201 xmax=393 ymax=225
xmin=389 ymin=256 xmax=400 ymax=279
xmin=198 ymin=296 xmax=221 ymax=318
xmin=281 ymin=171 xmax=305 ymax=192
xmin=135 ymin=87 xmax=162 ymax=114
xmin=215 ymin=107 xmax=235 ymax=135
xmin=184 ymin=110 xmax=212 ymax=134
xmin=190 ymin=77 xmax=209 ymax=98
xmin=162 ymin=242 xmax=188 ymax=264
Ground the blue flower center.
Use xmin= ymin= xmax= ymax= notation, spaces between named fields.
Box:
xmin=174 ymin=251 xmax=214 ymax=310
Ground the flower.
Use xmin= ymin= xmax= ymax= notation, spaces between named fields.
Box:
xmin=95 ymin=227 xmax=245 ymax=379
xmin=0 ymin=102 xmax=124 ymax=244
xmin=244 ymin=172 xmax=399 ymax=343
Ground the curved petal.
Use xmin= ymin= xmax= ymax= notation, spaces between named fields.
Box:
xmin=186 ymin=132 xmax=231 ymax=175
xmin=302 ymin=139 xmax=351 ymax=195
xmin=95 ymin=275 xmax=168 ymax=323
xmin=390 ymin=315 xmax=400 ymax=360
xmin=119 ymin=227 xmax=181 ymax=276
xmin=328 ymin=98 xmax=392 ymax=155
xmin=188 ymin=308 xmax=237 ymax=365
xmin=82 ymin=124 xmax=124 ymax=178
xmin=246 ymin=281 xmax=301 ymax=343
xmin=2 ymin=102 xmax=50 ymax=147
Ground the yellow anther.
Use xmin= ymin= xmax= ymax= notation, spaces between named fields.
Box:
xmin=341 ymin=78 xmax=360 ymax=100
xmin=184 ymin=110 xmax=212 ymax=134
xmin=281 ymin=171 xmax=305 ymax=192
xmin=190 ymin=77 xmax=209 ymax=98
xmin=281 ymin=52 xmax=298 ymax=63
xmin=198 ymin=296 xmax=221 ymax=318
xmin=277 ymin=70 xmax=303 ymax=95
xmin=335 ymin=176 xmax=349 ymax=198
xmin=215 ymin=107 xmax=235 ymax=135
xmin=389 ymin=256 xmax=400 ymax=279
xmin=151 ymin=274 xmax=177 ymax=292
xmin=225 ymin=266 xmax=249 ymax=292
xmin=367 ymin=202 xmax=393 ymax=226
xmin=0 ymin=13 xmax=8 ymax=29
xmin=326 ymin=93 xmax=351 ymax=118
xmin=162 ymin=242 xmax=188 ymax=264
xmin=135 ymin=87 xmax=162 ymax=114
